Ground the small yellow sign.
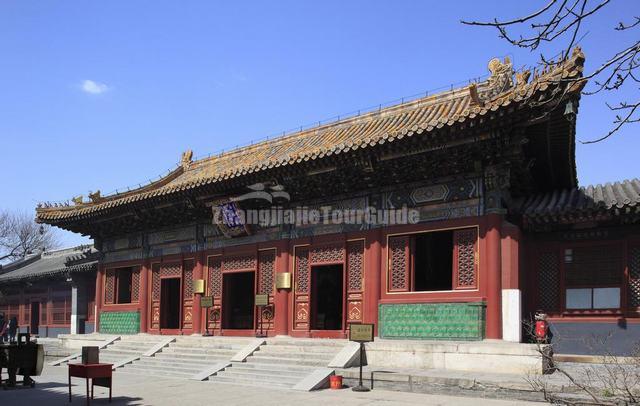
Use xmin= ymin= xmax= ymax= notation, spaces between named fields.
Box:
xmin=349 ymin=323 xmax=374 ymax=342
xmin=200 ymin=296 xmax=213 ymax=308
xmin=193 ymin=279 xmax=206 ymax=294
xmin=255 ymin=294 xmax=269 ymax=306
xmin=275 ymin=272 xmax=292 ymax=289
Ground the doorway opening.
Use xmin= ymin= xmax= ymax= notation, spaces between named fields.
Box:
xmin=30 ymin=302 xmax=40 ymax=335
xmin=311 ymin=264 xmax=344 ymax=330
xmin=222 ymin=271 xmax=255 ymax=329
xmin=413 ymin=231 xmax=454 ymax=291
xmin=160 ymin=278 xmax=181 ymax=330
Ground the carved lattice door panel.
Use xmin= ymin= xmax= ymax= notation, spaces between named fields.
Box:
xmin=131 ymin=267 xmax=141 ymax=303
xmin=629 ymin=246 xmax=640 ymax=309
xmin=182 ymin=259 xmax=195 ymax=330
xmin=346 ymin=240 xmax=365 ymax=325
xmin=257 ymin=249 xmax=276 ymax=331
xmin=104 ymin=269 xmax=116 ymax=304
xmin=293 ymin=247 xmax=311 ymax=330
xmin=388 ymin=236 xmax=411 ymax=292
xmin=206 ymin=256 xmax=222 ymax=331
xmin=453 ymin=228 xmax=478 ymax=290
xmin=150 ymin=262 xmax=182 ymax=331
xmin=537 ymin=250 xmax=560 ymax=311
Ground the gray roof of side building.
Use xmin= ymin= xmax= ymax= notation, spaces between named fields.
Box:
xmin=0 ymin=245 xmax=99 ymax=283
xmin=517 ymin=178 xmax=640 ymax=223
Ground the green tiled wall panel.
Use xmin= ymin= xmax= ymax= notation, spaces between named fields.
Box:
xmin=99 ymin=311 xmax=140 ymax=335
xmin=379 ymin=302 xmax=486 ymax=340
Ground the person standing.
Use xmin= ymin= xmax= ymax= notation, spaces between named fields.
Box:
xmin=0 ymin=314 xmax=7 ymax=343
xmin=8 ymin=316 xmax=17 ymax=343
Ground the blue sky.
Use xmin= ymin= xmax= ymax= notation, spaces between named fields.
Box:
xmin=1 ymin=1 xmax=637 ymax=247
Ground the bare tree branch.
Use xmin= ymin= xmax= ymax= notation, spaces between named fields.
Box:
xmin=462 ymin=1 xmax=640 ymax=143
xmin=0 ymin=210 xmax=61 ymax=263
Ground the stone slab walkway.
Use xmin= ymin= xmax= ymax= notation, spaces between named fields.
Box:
xmin=3 ymin=365 xmax=542 ymax=405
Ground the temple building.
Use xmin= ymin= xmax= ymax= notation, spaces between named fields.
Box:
xmin=0 ymin=246 xmax=98 ymax=337
xmin=33 ymin=48 xmax=640 ymax=354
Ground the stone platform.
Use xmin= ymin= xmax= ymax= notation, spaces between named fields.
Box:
xmin=363 ymin=339 xmax=550 ymax=374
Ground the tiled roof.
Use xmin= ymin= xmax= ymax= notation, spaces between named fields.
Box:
xmin=36 ymin=48 xmax=586 ymax=224
xmin=0 ymin=245 xmax=98 ymax=282
xmin=518 ymin=178 xmax=640 ymax=222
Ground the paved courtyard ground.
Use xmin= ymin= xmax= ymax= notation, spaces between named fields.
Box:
xmin=1 ymin=365 xmax=544 ymax=405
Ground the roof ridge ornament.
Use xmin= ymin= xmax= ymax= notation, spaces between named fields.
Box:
xmin=88 ymin=190 xmax=102 ymax=203
xmin=181 ymin=149 xmax=194 ymax=169
xmin=480 ymin=57 xmax=514 ymax=100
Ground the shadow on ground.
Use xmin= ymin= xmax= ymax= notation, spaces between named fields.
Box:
xmin=2 ymin=380 xmax=143 ymax=405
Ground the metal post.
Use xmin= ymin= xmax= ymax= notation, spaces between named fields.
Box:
xmin=351 ymin=342 xmax=370 ymax=392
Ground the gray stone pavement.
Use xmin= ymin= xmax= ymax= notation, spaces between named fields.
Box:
xmin=1 ymin=365 xmax=544 ymax=405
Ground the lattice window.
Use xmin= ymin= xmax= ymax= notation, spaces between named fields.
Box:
xmin=151 ymin=264 xmax=161 ymax=301
xmin=454 ymin=228 xmax=477 ymax=289
xmin=104 ymin=269 xmax=116 ymax=304
xmin=347 ymin=241 xmax=364 ymax=291
xmin=389 ymin=236 xmax=410 ymax=292
xmin=629 ymin=246 xmax=640 ymax=308
xmin=51 ymin=296 xmax=71 ymax=325
xmin=538 ymin=251 xmax=560 ymax=311
xmin=296 ymin=247 xmax=310 ymax=293
xmin=131 ymin=267 xmax=141 ymax=303
xmin=310 ymin=244 xmax=344 ymax=264
xmin=160 ymin=263 xmax=182 ymax=277
xmin=208 ymin=257 xmax=222 ymax=297
xmin=183 ymin=260 xmax=194 ymax=298
xmin=223 ymin=254 xmax=256 ymax=271
xmin=258 ymin=250 xmax=276 ymax=295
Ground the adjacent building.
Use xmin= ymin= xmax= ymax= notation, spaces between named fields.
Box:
xmin=0 ymin=246 xmax=99 ymax=337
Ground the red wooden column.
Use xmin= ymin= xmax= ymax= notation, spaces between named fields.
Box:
xmin=139 ymin=261 xmax=150 ymax=333
xmin=364 ymin=229 xmax=382 ymax=336
xmin=274 ymin=240 xmax=290 ymax=336
xmin=486 ymin=213 xmax=503 ymax=339
xmin=94 ymin=266 xmax=104 ymax=333
xmin=192 ymin=252 xmax=204 ymax=334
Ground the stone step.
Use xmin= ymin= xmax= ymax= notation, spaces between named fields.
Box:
xmin=154 ymin=351 xmax=233 ymax=361
xmin=108 ymin=343 xmax=152 ymax=350
xmin=160 ymin=347 xmax=238 ymax=355
xmin=249 ymin=354 xmax=330 ymax=367
xmin=217 ymin=369 xmax=301 ymax=382
xmin=102 ymin=347 xmax=144 ymax=355
xmin=119 ymin=366 xmax=194 ymax=379
xmin=266 ymin=339 xmax=346 ymax=347
xmin=257 ymin=344 xmax=339 ymax=354
xmin=208 ymin=375 xmax=294 ymax=389
xmin=251 ymin=350 xmax=333 ymax=361
xmin=135 ymin=357 xmax=220 ymax=368
xmin=174 ymin=338 xmax=251 ymax=346
xmin=230 ymin=362 xmax=314 ymax=375
xmin=124 ymin=362 xmax=203 ymax=375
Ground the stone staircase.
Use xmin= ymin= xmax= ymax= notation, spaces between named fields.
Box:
xmin=209 ymin=338 xmax=344 ymax=389
xmin=59 ymin=334 xmax=167 ymax=366
xmin=120 ymin=336 xmax=251 ymax=379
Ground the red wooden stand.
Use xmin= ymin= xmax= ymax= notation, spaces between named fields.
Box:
xmin=68 ymin=363 xmax=113 ymax=405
